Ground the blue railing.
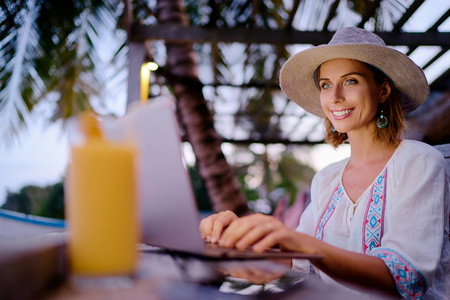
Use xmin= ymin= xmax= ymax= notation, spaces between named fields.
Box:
xmin=0 ymin=209 xmax=66 ymax=228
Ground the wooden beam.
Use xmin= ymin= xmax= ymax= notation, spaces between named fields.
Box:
xmin=405 ymin=9 xmax=450 ymax=56
xmin=131 ymin=23 xmax=334 ymax=45
xmin=427 ymin=8 xmax=450 ymax=32
xmin=124 ymin=0 xmax=133 ymax=37
xmin=375 ymin=31 xmax=450 ymax=47
xmin=392 ymin=0 xmax=426 ymax=32
xmin=131 ymin=24 xmax=450 ymax=47
xmin=285 ymin=0 xmax=302 ymax=30
xmin=422 ymin=48 xmax=449 ymax=70
xmin=323 ymin=0 xmax=340 ymax=31
xmin=430 ymin=68 xmax=450 ymax=91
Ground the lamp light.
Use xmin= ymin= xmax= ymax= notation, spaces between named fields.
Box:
xmin=140 ymin=62 xmax=159 ymax=104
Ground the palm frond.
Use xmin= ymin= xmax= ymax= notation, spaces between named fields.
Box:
xmin=0 ymin=0 xmax=40 ymax=148
xmin=0 ymin=0 xmax=128 ymax=147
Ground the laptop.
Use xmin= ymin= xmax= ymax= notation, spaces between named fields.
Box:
xmin=105 ymin=96 xmax=320 ymax=260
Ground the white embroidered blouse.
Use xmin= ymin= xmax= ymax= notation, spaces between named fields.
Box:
xmin=293 ymin=139 xmax=450 ymax=299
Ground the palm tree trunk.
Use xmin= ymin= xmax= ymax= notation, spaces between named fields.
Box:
xmin=156 ymin=0 xmax=249 ymax=216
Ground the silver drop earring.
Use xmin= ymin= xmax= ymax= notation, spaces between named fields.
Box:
xmin=376 ymin=110 xmax=389 ymax=128
xmin=332 ymin=126 xmax=336 ymax=133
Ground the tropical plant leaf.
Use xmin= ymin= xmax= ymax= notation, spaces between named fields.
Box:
xmin=0 ymin=0 xmax=40 ymax=148
xmin=0 ymin=0 xmax=127 ymax=147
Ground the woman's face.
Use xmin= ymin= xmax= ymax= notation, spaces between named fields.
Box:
xmin=318 ymin=58 xmax=387 ymax=135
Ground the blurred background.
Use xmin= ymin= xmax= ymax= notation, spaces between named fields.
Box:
xmin=1 ymin=0 xmax=449 ymax=219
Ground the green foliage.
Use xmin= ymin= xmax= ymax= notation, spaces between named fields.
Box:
xmin=188 ymin=165 xmax=212 ymax=212
xmin=275 ymin=154 xmax=316 ymax=204
xmin=232 ymin=145 xmax=316 ymax=210
xmin=1 ymin=185 xmax=51 ymax=214
xmin=1 ymin=182 xmax=65 ymax=219
xmin=34 ymin=182 xmax=65 ymax=219
xmin=235 ymin=170 xmax=261 ymax=202
xmin=186 ymin=150 xmax=314 ymax=212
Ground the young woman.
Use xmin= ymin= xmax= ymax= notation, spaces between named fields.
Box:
xmin=200 ymin=27 xmax=449 ymax=299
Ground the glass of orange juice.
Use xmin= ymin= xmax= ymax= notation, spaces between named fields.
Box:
xmin=65 ymin=114 xmax=139 ymax=289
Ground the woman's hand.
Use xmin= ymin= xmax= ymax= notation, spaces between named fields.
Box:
xmin=199 ymin=210 xmax=239 ymax=243
xmin=200 ymin=211 xmax=318 ymax=255
xmin=203 ymin=213 xmax=398 ymax=296
xmin=217 ymin=213 xmax=317 ymax=254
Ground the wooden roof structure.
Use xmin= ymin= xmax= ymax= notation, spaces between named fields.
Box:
xmin=126 ymin=0 xmax=450 ymax=145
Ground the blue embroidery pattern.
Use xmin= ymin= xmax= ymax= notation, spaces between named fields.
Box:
xmin=370 ymin=248 xmax=426 ymax=299
xmin=315 ymin=183 xmax=343 ymax=240
xmin=362 ymin=169 xmax=387 ymax=254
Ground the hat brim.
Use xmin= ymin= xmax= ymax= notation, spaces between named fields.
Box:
xmin=280 ymin=44 xmax=429 ymax=118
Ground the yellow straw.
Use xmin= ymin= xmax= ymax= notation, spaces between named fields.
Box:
xmin=79 ymin=113 xmax=102 ymax=140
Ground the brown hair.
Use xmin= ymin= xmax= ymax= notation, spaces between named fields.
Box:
xmin=322 ymin=62 xmax=405 ymax=148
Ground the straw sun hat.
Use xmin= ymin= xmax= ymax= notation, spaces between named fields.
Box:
xmin=279 ymin=27 xmax=429 ymax=118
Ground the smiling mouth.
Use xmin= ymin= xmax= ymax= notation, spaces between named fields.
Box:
xmin=332 ymin=109 xmax=354 ymax=117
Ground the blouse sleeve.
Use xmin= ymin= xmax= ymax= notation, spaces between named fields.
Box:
xmin=368 ymin=144 xmax=448 ymax=299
